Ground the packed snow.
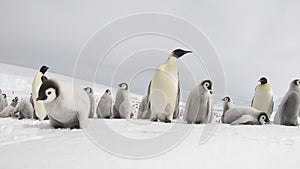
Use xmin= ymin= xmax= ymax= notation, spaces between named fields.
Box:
xmin=1 ymin=64 xmax=300 ymax=169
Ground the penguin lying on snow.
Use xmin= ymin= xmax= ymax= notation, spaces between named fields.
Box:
xmin=251 ymin=77 xmax=274 ymax=117
xmin=37 ymin=79 xmax=90 ymax=129
xmin=148 ymin=49 xmax=191 ymax=123
xmin=14 ymin=98 xmax=34 ymax=119
xmin=96 ymin=89 xmax=112 ymax=119
xmin=184 ymin=80 xmax=213 ymax=124
xmin=274 ymin=79 xmax=300 ymax=126
xmin=222 ymin=97 xmax=270 ymax=125
xmin=113 ymin=83 xmax=133 ymax=119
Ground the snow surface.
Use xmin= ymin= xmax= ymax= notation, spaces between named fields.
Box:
xmin=1 ymin=64 xmax=300 ymax=169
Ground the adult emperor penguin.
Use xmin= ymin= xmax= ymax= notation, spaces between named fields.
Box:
xmin=14 ymin=98 xmax=34 ymax=119
xmin=32 ymin=65 xmax=49 ymax=120
xmin=221 ymin=96 xmax=235 ymax=123
xmin=184 ymin=80 xmax=213 ymax=124
xmin=274 ymin=79 xmax=300 ymax=126
xmin=251 ymin=77 xmax=274 ymax=117
xmin=223 ymin=106 xmax=270 ymax=125
xmin=37 ymin=79 xmax=90 ymax=129
xmin=84 ymin=87 xmax=95 ymax=118
xmin=148 ymin=49 xmax=191 ymax=123
xmin=113 ymin=83 xmax=132 ymax=119
xmin=96 ymin=89 xmax=112 ymax=118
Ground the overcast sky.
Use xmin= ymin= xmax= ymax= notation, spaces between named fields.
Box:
xmin=1 ymin=0 xmax=300 ymax=104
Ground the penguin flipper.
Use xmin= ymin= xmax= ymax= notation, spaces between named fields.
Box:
xmin=268 ymin=96 xmax=274 ymax=116
xmin=231 ymin=115 xmax=256 ymax=125
xmin=250 ymin=96 xmax=254 ymax=107
xmin=173 ymin=81 xmax=180 ymax=119
xmin=41 ymin=75 xmax=48 ymax=83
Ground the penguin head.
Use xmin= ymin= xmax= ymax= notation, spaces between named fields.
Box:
xmin=39 ymin=65 xmax=49 ymax=74
xmin=292 ymin=79 xmax=300 ymax=87
xmin=259 ymin=77 xmax=268 ymax=85
xmin=2 ymin=93 xmax=6 ymax=99
xmin=201 ymin=80 xmax=212 ymax=91
xmin=105 ymin=89 xmax=111 ymax=95
xmin=37 ymin=80 xmax=59 ymax=103
xmin=13 ymin=97 xmax=18 ymax=102
xmin=118 ymin=83 xmax=128 ymax=90
xmin=171 ymin=49 xmax=192 ymax=59
xmin=258 ymin=112 xmax=270 ymax=125
xmin=222 ymin=96 xmax=231 ymax=102
xmin=84 ymin=87 xmax=93 ymax=94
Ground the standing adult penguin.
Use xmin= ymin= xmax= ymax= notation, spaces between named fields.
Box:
xmin=148 ymin=49 xmax=191 ymax=123
xmin=36 ymin=79 xmax=90 ymax=129
xmin=113 ymin=83 xmax=132 ymax=119
xmin=274 ymin=79 xmax=300 ymax=126
xmin=96 ymin=89 xmax=113 ymax=119
xmin=221 ymin=96 xmax=235 ymax=123
xmin=32 ymin=65 xmax=49 ymax=120
xmin=251 ymin=77 xmax=274 ymax=117
xmin=84 ymin=87 xmax=95 ymax=118
xmin=184 ymin=80 xmax=213 ymax=124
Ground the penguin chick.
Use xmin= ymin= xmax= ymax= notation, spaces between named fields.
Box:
xmin=10 ymin=97 xmax=19 ymax=107
xmin=96 ymin=89 xmax=112 ymax=119
xmin=2 ymin=94 xmax=8 ymax=109
xmin=84 ymin=87 xmax=95 ymax=118
xmin=14 ymin=98 xmax=34 ymax=119
xmin=0 ymin=89 xmax=4 ymax=112
xmin=221 ymin=96 xmax=235 ymax=123
xmin=137 ymin=95 xmax=151 ymax=119
xmin=113 ymin=83 xmax=132 ymax=119
xmin=184 ymin=80 xmax=213 ymax=124
xmin=274 ymin=79 xmax=300 ymax=126
xmin=0 ymin=105 xmax=15 ymax=118
xmin=251 ymin=77 xmax=274 ymax=117
xmin=224 ymin=106 xmax=270 ymax=125
xmin=37 ymin=79 xmax=90 ymax=129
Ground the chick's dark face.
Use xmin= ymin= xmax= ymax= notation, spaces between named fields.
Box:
xmin=36 ymin=80 xmax=59 ymax=103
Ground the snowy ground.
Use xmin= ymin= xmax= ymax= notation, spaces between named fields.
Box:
xmin=1 ymin=64 xmax=300 ymax=169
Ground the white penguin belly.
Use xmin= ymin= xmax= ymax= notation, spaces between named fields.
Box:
xmin=253 ymin=90 xmax=272 ymax=112
xmin=150 ymin=69 xmax=178 ymax=115
xmin=32 ymin=72 xmax=48 ymax=120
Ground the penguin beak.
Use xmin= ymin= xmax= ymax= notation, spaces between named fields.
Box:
xmin=222 ymin=98 xmax=225 ymax=101
xmin=210 ymin=90 xmax=213 ymax=94
xmin=184 ymin=50 xmax=192 ymax=54
xmin=118 ymin=83 xmax=122 ymax=87
xmin=36 ymin=95 xmax=47 ymax=101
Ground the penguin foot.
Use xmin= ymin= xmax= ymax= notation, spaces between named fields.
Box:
xmin=151 ymin=119 xmax=158 ymax=122
xmin=164 ymin=119 xmax=171 ymax=123
xmin=195 ymin=121 xmax=201 ymax=124
xmin=104 ymin=116 xmax=110 ymax=119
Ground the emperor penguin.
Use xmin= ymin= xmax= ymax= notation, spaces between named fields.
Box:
xmin=96 ymin=89 xmax=112 ymax=118
xmin=137 ymin=95 xmax=151 ymax=119
xmin=251 ymin=77 xmax=274 ymax=117
xmin=14 ymin=98 xmax=34 ymax=119
xmin=32 ymin=65 xmax=49 ymax=120
xmin=2 ymin=93 xmax=8 ymax=109
xmin=10 ymin=97 xmax=18 ymax=107
xmin=84 ymin=87 xmax=95 ymax=118
xmin=184 ymin=80 xmax=213 ymax=124
xmin=223 ymin=106 xmax=270 ymax=125
xmin=274 ymin=79 xmax=300 ymax=126
xmin=221 ymin=96 xmax=235 ymax=123
xmin=148 ymin=49 xmax=191 ymax=123
xmin=0 ymin=89 xmax=4 ymax=112
xmin=36 ymin=79 xmax=90 ymax=129
xmin=113 ymin=83 xmax=133 ymax=119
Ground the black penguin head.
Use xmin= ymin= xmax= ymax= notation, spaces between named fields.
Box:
xmin=118 ymin=83 xmax=128 ymax=90
xmin=36 ymin=79 xmax=59 ymax=103
xmin=258 ymin=112 xmax=270 ymax=125
xmin=171 ymin=49 xmax=192 ymax=59
xmin=293 ymin=79 xmax=300 ymax=87
xmin=84 ymin=87 xmax=93 ymax=94
xmin=39 ymin=65 xmax=49 ymax=74
xmin=201 ymin=80 xmax=212 ymax=91
xmin=222 ymin=96 xmax=231 ymax=102
xmin=259 ymin=77 xmax=268 ymax=84
xmin=2 ymin=93 xmax=6 ymax=98
xmin=105 ymin=89 xmax=111 ymax=95
xmin=13 ymin=97 xmax=18 ymax=102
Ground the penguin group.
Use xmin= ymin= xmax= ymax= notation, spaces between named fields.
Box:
xmin=1 ymin=49 xmax=300 ymax=129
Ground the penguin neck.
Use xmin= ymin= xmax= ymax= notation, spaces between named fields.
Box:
xmin=167 ymin=56 xmax=178 ymax=64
